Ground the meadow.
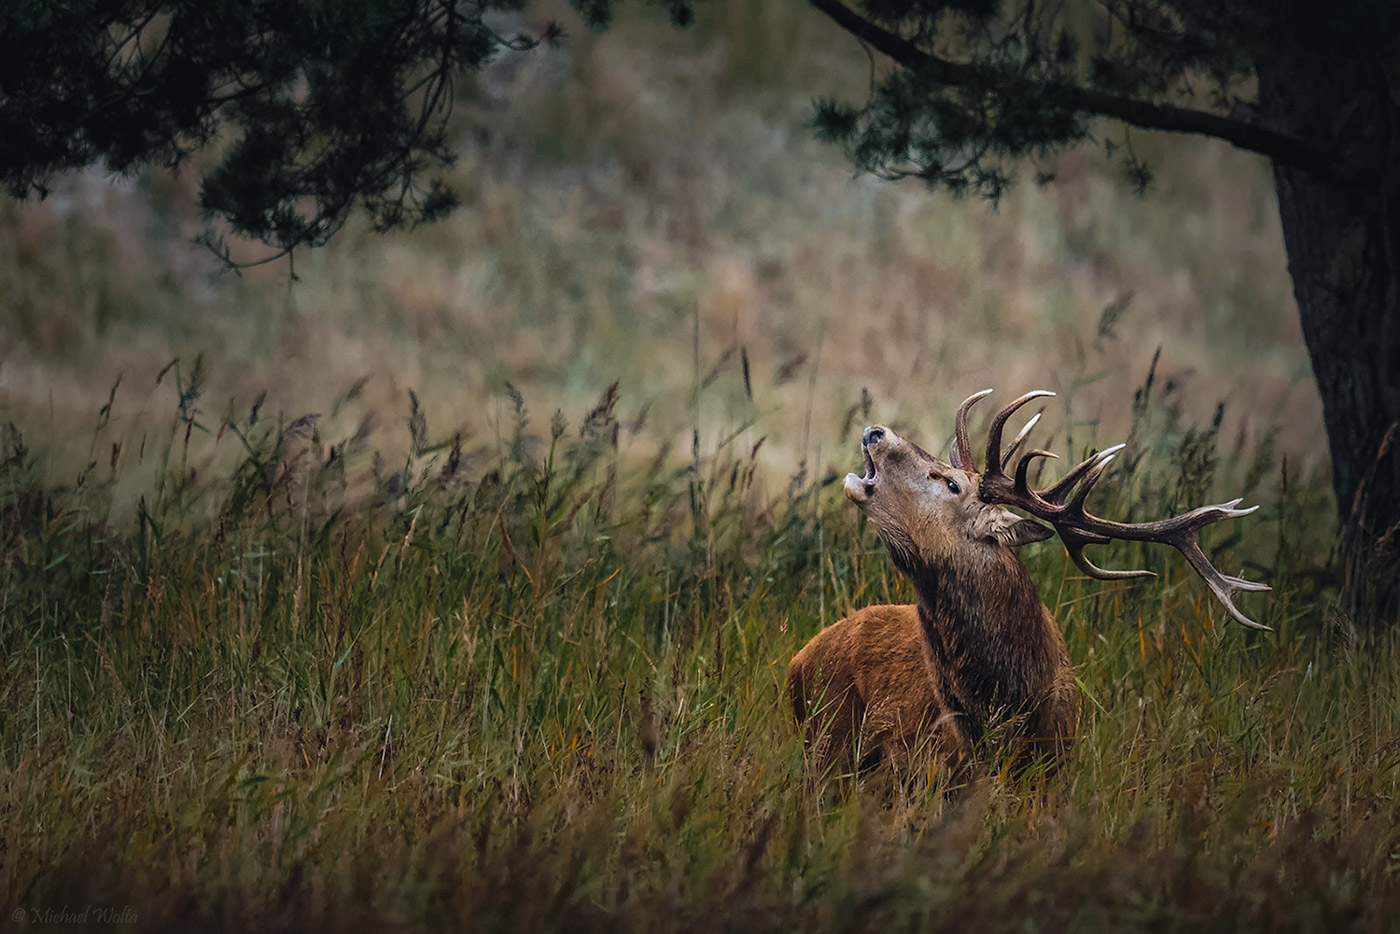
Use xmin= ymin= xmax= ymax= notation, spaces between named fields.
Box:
xmin=2 ymin=0 xmax=1395 ymax=930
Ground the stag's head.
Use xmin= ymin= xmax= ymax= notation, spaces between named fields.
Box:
xmin=845 ymin=389 xmax=1272 ymax=629
xmin=844 ymin=423 xmax=1052 ymax=572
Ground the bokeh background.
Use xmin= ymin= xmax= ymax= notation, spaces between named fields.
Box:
xmin=0 ymin=0 xmax=1324 ymax=504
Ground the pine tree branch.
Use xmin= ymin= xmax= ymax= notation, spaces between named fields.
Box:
xmin=809 ymin=0 xmax=1371 ymax=187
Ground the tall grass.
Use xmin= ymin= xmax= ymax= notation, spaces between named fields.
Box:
xmin=2 ymin=360 xmax=1391 ymax=932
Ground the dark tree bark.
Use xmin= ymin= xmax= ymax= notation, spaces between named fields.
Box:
xmin=1258 ymin=66 xmax=1400 ymax=624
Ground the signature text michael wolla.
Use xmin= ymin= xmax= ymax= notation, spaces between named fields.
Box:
xmin=13 ymin=905 xmax=138 ymax=925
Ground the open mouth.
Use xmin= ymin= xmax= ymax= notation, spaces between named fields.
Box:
xmin=844 ymin=439 xmax=879 ymax=504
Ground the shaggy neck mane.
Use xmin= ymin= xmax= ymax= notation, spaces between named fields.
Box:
xmin=904 ymin=537 xmax=1056 ymax=731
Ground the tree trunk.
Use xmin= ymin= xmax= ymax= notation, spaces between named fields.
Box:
xmin=1257 ymin=66 xmax=1400 ymax=626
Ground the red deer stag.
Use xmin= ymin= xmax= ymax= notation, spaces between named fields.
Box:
xmin=786 ymin=389 xmax=1269 ymax=777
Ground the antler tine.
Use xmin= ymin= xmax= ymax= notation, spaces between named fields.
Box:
xmin=1174 ymin=535 xmax=1273 ymax=630
xmin=1000 ymin=410 xmax=1045 ymax=471
xmin=951 ymin=388 xmax=993 ymax=472
xmin=983 ymin=390 xmax=1055 ymax=479
xmin=1014 ymin=449 xmax=1059 ymax=506
xmin=1041 ymin=444 xmax=1126 ymax=506
xmin=1063 ymin=539 xmax=1156 ymax=581
xmin=1064 ymin=452 xmax=1117 ymax=515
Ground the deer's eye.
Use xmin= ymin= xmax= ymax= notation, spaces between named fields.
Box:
xmin=945 ymin=478 xmax=960 ymax=494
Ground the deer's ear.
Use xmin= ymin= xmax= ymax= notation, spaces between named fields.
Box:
xmin=981 ymin=506 xmax=1054 ymax=547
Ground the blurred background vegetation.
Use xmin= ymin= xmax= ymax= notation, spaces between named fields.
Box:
xmin=0 ymin=0 xmax=1322 ymax=504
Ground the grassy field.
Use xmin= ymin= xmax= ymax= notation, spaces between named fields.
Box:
xmin=0 ymin=366 xmax=1385 ymax=932
xmin=2 ymin=0 xmax=1393 ymax=930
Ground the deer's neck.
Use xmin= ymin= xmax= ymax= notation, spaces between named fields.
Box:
xmin=909 ymin=546 xmax=1061 ymax=730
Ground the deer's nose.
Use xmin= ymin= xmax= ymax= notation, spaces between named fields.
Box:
xmin=862 ymin=426 xmax=885 ymax=447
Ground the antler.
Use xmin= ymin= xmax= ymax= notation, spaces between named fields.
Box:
xmin=950 ymin=388 xmax=992 ymax=471
xmin=975 ymin=390 xmax=1272 ymax=630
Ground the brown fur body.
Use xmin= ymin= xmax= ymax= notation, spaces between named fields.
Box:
xmin=787 ymin=604 xmax=951 ymax=773
xmin=786 ymin=425 xmax=1079 ymax=777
